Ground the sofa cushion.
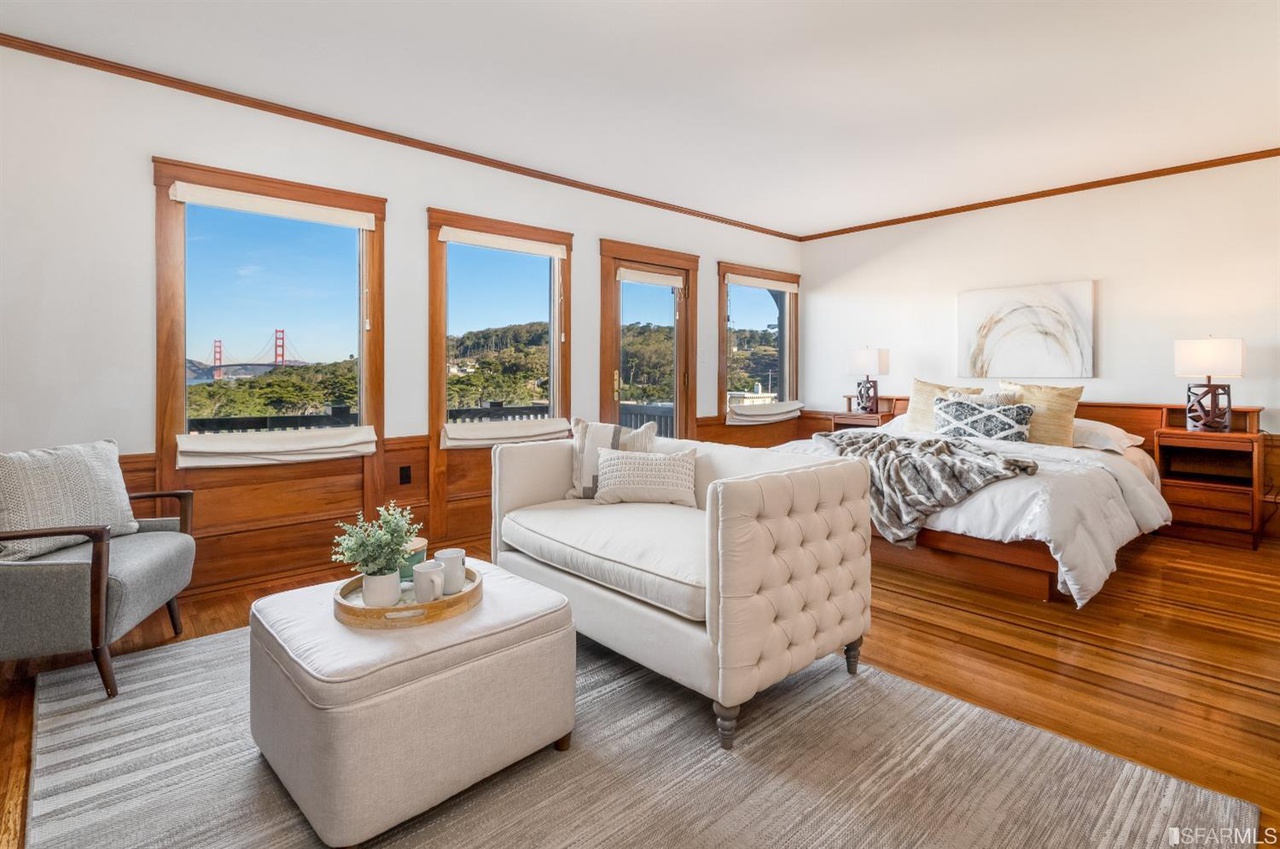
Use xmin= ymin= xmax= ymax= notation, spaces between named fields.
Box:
xmin=502 ymin=500 xmax=707 ymax=621
xmin=567 ymin=419 xmax=657 ymax=499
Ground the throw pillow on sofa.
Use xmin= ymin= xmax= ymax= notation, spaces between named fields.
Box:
xmin=0 ymin=439 xmax=139 ymax=561
xmin=566 ymin=419 xmax=658 ymax=499
xmin=594 ymin=447 xmax=697 ymax=508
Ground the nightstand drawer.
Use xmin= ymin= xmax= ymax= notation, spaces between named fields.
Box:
xmin=1160 ymin=482 xmax=1253 ymax=513
xmin=1169 ymin=504 xmax=1253 ymax=531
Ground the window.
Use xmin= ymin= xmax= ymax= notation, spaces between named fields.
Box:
xmin=429 ymin=210 xmax=572 ymax=428
xmin=154 ymin=158 xmax=386 ymax=478
xmin=600 ymin=240 xmax=698 ymax=438
xmin=183 ymin=205 xmax=362 ymax=433
xmin=717 ymin=262 xmax=800 ymax=415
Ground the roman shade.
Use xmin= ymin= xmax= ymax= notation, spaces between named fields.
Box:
xmin=176 ymin=426 xmax=378 ymax=468
xmin=440 ymin=418 xmax=572 ymax=449
xmin=617 ymin=268 xmax=684 ymax=289
xmin=168 ymin=182 xmax=376 ymax=231
xmin=724 ymin=272 xmax=799 ymax=294
xmin=437 ymin=226 xmax=568 ymax=260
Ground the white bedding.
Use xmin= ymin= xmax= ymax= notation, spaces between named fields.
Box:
xmin=774 ymin=433 xmax=1171 ymax=606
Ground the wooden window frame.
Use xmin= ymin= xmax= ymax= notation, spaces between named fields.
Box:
xmin=153 ymin=158 xmax=387 ymax=510
xmin=427 ymin=208 xmax=574 ymax=434
xmin=599 ymin=239 xmax=699 ymax=438
xmin=717 ymin=261 xmax=800 ymax=418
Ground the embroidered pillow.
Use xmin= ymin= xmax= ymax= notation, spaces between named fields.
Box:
xmin=0 ymin=439 xmax=139 ymax=562
xmin=934 ymin=399 xmax=1034 ymax=443
xmin=594 ymin=447 xmax=697 ymax=508
xmin=566 ymin=419 xmax=658 ymax=499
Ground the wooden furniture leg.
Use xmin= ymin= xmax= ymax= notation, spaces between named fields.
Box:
xmin=553 ymin=732 xmax=572 ymax=752
xmin=166 ymin=597 xmax=184 ymax=636
xmin=92 ymin=645 xmax=118 ymax=698
xmin=713 ymin=701 xmax=740 ymax=750
xmin=845 ymin=637 xmax=864 ymax=675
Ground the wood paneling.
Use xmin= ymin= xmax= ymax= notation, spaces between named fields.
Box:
xmin=693 ymin=415 xmax=802 ymax=448
xmin=3 ymin=533 xmax=1276 ymax=849
xmin=383 ymin=435 xmax=429 ymax=510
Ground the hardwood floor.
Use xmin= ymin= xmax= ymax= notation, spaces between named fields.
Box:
xmin=2 ymin=535 xmax=1276 ymax=848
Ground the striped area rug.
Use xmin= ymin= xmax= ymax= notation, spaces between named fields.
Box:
xmin=30 ymin=629 xmax=1256 ymax=848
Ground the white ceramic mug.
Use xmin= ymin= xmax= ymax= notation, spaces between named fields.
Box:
xmin=435 ymin=548 xmax=466 ymax=595
xmin=413 ymin=562 xmax=445 ymax=603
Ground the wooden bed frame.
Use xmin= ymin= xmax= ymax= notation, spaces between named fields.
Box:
xmin=697 ymin=398 xmax=1263 ymax=603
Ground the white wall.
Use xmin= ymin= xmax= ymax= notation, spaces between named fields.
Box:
xmin=0 ymin=50 xmax=800 ymax=453
xmin=800 ymin=158 xmax=1280 ymax=430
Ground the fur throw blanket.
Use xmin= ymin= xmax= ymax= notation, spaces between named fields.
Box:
xmin=817 ymin=430 xmax=1038 ymax=546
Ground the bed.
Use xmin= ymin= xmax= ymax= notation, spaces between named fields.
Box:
xmin=772 ymin=400 xmax=1180 ymax=606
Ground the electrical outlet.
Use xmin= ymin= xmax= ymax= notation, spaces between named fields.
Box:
xmin=399 ymin=465 xmax=412 ymax=485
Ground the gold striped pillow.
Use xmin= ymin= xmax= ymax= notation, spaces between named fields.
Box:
xmin=905 ymin=379 xmax=982 ymax=432
xmin=999 ymin=382 xmax=1084 ymax=446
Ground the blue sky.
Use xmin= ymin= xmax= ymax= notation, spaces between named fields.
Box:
xmin=185 ymin=207 xmax=779 ymax=364
xmin=186 ymin=205 xmax=359 ymax=364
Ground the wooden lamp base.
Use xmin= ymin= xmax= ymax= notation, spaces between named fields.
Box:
xmin=1185 ymin=383 xmax=1232 ymax=432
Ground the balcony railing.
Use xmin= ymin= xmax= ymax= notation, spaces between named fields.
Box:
xmin=619 ymin=402 xmax=676 ymax=438
xmin=187 ymin=408 xmax=359 ymax=434
xmin=447 ymin=402 xmax=552 ymax=423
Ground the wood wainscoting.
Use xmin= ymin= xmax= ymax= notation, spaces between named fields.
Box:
xmin=120 ymin=434 xmax=499 ymax=596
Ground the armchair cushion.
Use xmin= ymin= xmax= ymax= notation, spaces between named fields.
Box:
xmin=0 ymin=440 xmax=138 ymax=561
xmin=27 ymin=531 xmax=194 ymax=642
xmin=502 ymin=499 xmax=707 ymax=621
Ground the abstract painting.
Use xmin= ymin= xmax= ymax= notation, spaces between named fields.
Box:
xmin=958 ymin=280 xmax=1094 ymax=378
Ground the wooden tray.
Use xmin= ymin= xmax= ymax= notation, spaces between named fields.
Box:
xmin=333 ymin=566 xmax=483 ymax=629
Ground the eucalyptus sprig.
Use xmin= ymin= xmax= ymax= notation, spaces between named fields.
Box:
xmin=332 ymin=502 xmax=423 ymax=577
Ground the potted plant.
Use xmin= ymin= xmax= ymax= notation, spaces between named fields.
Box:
xmin=332 ymin=502 xmax=423 ymax=608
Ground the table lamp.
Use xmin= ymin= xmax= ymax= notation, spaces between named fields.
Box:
xmin=1174 ymin=337 xmax=1243 ymax=432
xmin=851 ymin=348 xmax=890 ymax=414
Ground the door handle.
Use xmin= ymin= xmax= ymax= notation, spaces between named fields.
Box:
xmin=613 ymin=370 xmax=620 ymax=402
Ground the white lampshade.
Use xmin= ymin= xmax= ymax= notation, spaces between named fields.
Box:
xmin=1174 ymin=338 xmax=1244 ymax=379
xmin=851 ymin=347 xmax=890 ymax=376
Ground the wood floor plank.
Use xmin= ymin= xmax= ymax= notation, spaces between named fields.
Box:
xmin=1 ymin=534 xmax=1275 ymax=848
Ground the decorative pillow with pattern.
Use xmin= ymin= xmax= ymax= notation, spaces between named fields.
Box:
xmin=566 ymin=419 xmax=658 ymax=499
xmin=933 ymin=399 xmax=1035 ymax=443
xmin=0 ymin=439 xmax=139 ymax=562
xmin=594 ymin=447 xmax=697 ymax=508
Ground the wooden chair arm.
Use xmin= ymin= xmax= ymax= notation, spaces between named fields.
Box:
xmin=129 ymin=490 xmax=194 ymax=535
xmin=0 ymin=525 xmax=110 ymax=650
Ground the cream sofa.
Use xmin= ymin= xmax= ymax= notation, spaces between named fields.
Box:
xmin=492 ymin=436 xmax=872 ymax=748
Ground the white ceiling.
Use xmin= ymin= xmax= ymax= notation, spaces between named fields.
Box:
xmin=2 ymin=0 xmax=1277 ymax=236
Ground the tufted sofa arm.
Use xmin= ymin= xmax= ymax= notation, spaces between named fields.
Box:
xmin=707 ymin=460 xmax=872 ymax=709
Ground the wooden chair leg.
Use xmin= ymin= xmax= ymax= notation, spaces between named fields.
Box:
xmin=713 ymin=701 xmax=740 ymax=750
xmin=92 ymin=645 xmax=118 ymax=698
xmin=166 ymin=597 xmax=184 ymax=636
xmin=845 ymin=637 xmax=864 ymax=675
xmin=553 ymin=732 xmax=572 ymax=752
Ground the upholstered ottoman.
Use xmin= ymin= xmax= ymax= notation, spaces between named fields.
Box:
xmin=249 ymin=561 xmax=576 ymax=847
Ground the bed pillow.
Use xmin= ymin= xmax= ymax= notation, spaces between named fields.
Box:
xmin=594 ymin=447 xmax=697 ymax=508
xmin=999 ymin=382 xmax=1083 ymax=446
xmin=0 ymin=439 xmax=139 ymax=562
xmin=945 ymin=389 xmax=1018 ymax=407
xmin=566 ymin=419 xmax=658 ymax=499
xmin=934 ymin=399 xmax=1034 ymax=443
xmin=1073 ymin=418 xmax=1144 ymax=453
xmin=905 ymin=379 xmax=982 ymax=432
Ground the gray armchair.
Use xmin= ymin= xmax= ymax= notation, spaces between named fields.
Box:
xmin=0 ymin=491 xmax=196 ymax=697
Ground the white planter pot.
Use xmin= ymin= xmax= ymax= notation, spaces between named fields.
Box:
xmin=362 ymin=571 xmax=403 ymax=607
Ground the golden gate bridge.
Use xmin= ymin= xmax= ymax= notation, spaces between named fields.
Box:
xmin=204 ymin=329 xmax=310 ymax=379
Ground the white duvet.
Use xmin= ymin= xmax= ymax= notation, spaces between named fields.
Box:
xmin=775 ymin=434 xmax=1172 ymax=606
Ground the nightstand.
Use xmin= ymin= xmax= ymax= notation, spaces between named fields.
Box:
xmin=1154 ymin=428 xmax=1265 ymax=549
xmin=833 ymin=412 xmax=896 ymax=430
